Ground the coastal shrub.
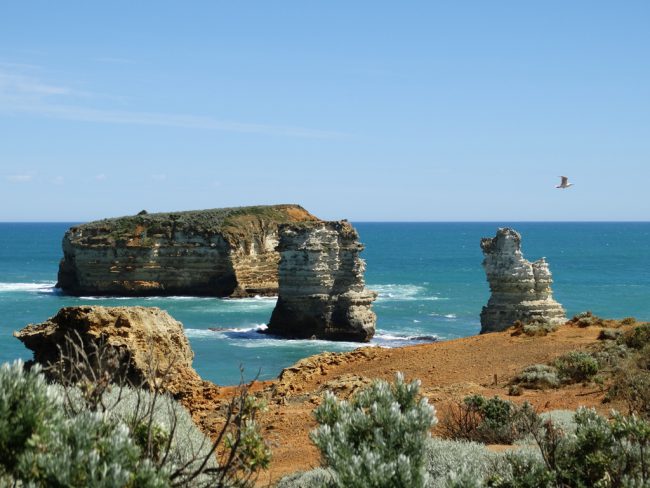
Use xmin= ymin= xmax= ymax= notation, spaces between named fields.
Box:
xmin=607 ymin=360 xmax=650 ymax=419
xmin=510 ymin=320 xmax=558 ymax=337
xmin=620 ymin=322 xmax=650 ymax=350
xmin=598 ymin=328 xmax=623 ymax=341
xmin=621 ymin=317 xmax=637 ymax=326
xmin=1 ymin=333 xmax=271 ymax=488
xmin=554 ymin=351 xmax=599 ymax=383
xmin=274 ymin=468 xmax=334 ymax=488
xmin=17 ymin=410 xmax=166 ymax=487
xmin=441 ymin=395 xmax=538 ymax=445
xmin=310 ymin=372 xmax=436 ymax=488
xmin=514 ymin=364 xmax=560 ymax=389
xmin=278 ymin=438 xmax=501 ymax=488
xmin=0 ymin=360 xmax=167 ymax=487
xmin=496 ymin=408 xmax=650 ymax=488
xmin=425 ymin=438 xmax=502 ymax=488
xmin=0 ymin=361 xmax=62 ymax=472
xmin=52 ymin=332 xmax=271 ymax=487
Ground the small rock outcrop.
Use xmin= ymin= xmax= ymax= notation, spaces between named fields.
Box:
xmin=14 ymin=306 xmax=205 ymax=395
xmin=267 ymin=221 xmax=377 ymax=341
xmin=57 ymin=205 xmax=319 ymax=297
xmin=480 ymin=228 xmax=566 ymax=333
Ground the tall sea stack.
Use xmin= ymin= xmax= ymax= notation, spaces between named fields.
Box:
xmin=480 ymin=228 xmax=566 ymax=333
xmin=56 ymin=205 xmax=318 ymax=297
xmin=267 ymin=221 xmax=377 ymax=341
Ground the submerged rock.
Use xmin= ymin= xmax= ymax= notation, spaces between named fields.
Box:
xmin=267 ymin=220 xmax=377 ymax=341
xmin=480 ymin=228 xmax=566 ymax=333
xmin=56 ymin=204 xmax=318 ymax=297
xmin=14 ymin=306 xmax=205 ymax=395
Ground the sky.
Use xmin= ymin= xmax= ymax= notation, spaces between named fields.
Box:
xmin=0 ymin=1 xmax=648 ymax=222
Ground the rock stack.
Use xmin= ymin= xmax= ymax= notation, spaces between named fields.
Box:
xmin=480 ymin=228 xmax=566 ymax=333
xmin=267 ymin=221 xmax=377 ymax=341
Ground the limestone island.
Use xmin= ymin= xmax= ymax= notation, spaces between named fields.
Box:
xmin=56 ymin=204 xmax=318 ymax=297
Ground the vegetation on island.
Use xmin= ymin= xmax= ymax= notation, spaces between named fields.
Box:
xmin=65 ymin=204 xmax=317 ymax=246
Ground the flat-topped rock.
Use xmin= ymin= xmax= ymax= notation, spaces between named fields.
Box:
xmin=267 ymin=220 xmax=377 ymax=341
xmin=56 ymin=204 xmax=319 ymax=297
xmin=480 ymin=228 xmax=566 ymax=333
xmin=14 ymin=306 xmax=206 ymax=395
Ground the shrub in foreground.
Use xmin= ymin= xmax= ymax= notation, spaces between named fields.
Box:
xmin=442 ymin=395 xmax=538 ymax=445
xmin=494 ymin=408 xmax=650 ymax=487
xmin=0 ymin=340 xmax=271 ymax=488
xmin=0 ymin=361 xmax=166 ymax=487
xmin=310 ymin=372 xmax=436 ymax=488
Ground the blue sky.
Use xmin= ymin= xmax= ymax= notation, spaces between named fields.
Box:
xmin=1 ymin=1 xmax=648 ymax=221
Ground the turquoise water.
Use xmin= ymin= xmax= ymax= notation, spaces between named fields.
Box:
xmin=1 ymin=222 xmax=649 ymax=385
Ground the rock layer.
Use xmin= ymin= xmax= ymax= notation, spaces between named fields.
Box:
xmin=14 ymin=306 xmax=205 ymax=395
xmin=267 ymin=221 xmax=377 ymax=341
xmin=57 ymin=205 xmax=318 ymax=297
xmin=480 ymin=228 xmax=566 ymax=333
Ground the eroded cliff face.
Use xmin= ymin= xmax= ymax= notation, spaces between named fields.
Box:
xmin=57 ymin=205 xmax=318 ymax=297
xmin=480 ymin=228 xmax=566 ymax=333
xmin=267 ymin=221 xmax=377 ymax=341
xmin=14 ymin=306 xmax=206 ymax=395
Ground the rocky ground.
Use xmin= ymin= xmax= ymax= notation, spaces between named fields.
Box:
xmin=185 ymin=321 xmax=629 ymax=485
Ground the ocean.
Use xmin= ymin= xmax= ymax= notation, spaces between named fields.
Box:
xmin=1 ymin=222 xmax=648 ymax=385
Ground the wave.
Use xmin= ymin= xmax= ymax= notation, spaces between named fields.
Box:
xmin=0 ymin=282 xmax=57 ymax=293
xmin=429 ymin=312 xmax=458 ymax=319
xmin=184 ymin=324 xmax=437 ymax=349
xmin=185 ymin=324 xmax=268 ymax=340
xmin=370 ymin=283 xmax=447 ymax=302
xmin=223 ymin=296 xmax=277 ymax=303
xmin=372 ymin=331 xmax=438 ymax=347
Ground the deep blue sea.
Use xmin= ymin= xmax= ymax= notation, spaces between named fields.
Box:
xmin=1 ymin=222 xmax=648 ymax=385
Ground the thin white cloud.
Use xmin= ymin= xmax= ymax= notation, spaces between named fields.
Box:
xmin=95 ymin=173 xmax=107 ymax=181
xmin=151 ymin=173 xmax=167 ymax=181
xmin=0 ymin=68 xmax=345 ymax=139
xmin=52 ymin=175 xmax=65 ymax=185
xmin=6 ymin=174 xmax=33 ymax=183
xmin=95 ymin=57 xmax=135 ymax=65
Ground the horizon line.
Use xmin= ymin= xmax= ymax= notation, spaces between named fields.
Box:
xmin=1 ymin=220 xmax=649 ymax=224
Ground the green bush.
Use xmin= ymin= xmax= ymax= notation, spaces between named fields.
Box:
xmin=425 ymin=438 xmax=502 ymax=488
xmin=608 ymin=365 xmax=650 ymax=419
xmin=620 ymin=322 xmax=650 ymax=350
xmin=310 ymin=372 xmax=436 ymax=488
xmin=442 ymin=395 xmax=538 ymax=445
xmin=0 ymin=358 xmax=270 ymax=487
xmin=496 ymin=408 xmax=650 ymax=487
xmin=277 ymin=438 xmax=501 ymax=488
xmin=0 ymin=361 xmax=167 ymax=487
xmin=554 ymin=351 xmax=599 ymax=383
xmin=514 ymin=365 xmax=560 ymax=390
xmin=0 ymin=361 xmax=62 ymax=471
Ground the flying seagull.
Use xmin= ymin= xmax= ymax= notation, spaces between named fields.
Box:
xmin=555 ymin=176 xmax=573 ymax=189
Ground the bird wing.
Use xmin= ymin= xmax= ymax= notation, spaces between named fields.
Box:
xmin=560 ymin=176 xmax=568 ymax=185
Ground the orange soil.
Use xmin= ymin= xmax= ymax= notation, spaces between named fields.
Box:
xmin=182 ymin=323 xmax=628 ymax=485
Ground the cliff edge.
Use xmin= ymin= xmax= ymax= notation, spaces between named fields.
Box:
xmin=56 ymin=204 xmax=318 ymax=297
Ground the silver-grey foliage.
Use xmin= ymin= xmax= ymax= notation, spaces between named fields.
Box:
xmin=310 ymin=372 xmax=436 ymax=488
